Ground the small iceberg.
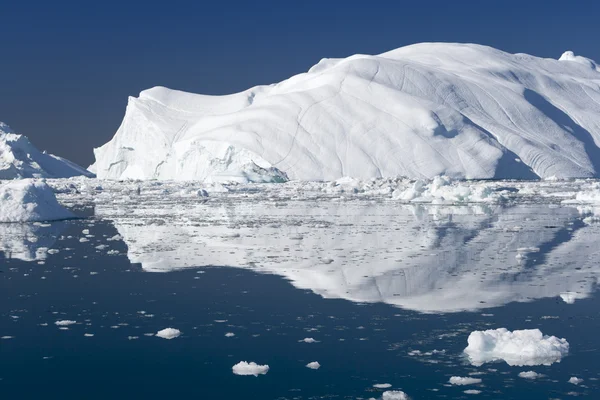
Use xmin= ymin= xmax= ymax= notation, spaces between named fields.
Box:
xmin=464 ymin=328 xmax=569 ymax=366
xmin=0 ymin=179 xmax=75 ymax=223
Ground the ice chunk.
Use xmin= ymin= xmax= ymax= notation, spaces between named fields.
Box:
xmin=381 ymin=391 xmax=409 ymax=400
xmin=232 ymin=361 xmax=269 ymax=376
xmin=55 ymin=320 xmax=76 ymax=326
xmin=373 ymin=383 xmax=392 ymax=389
xmin=155 ymin=328 xmax=181 ymax=339
xmin=518 ymin=371 xmax=544 ymax=379
xmin=0 ymin=179 xmax=76 ymax=223
xmin=305 ymin=361 xmax=320 ymax=370
xmin=464 ymin=328 xmax=569 ymax=366
xmin=448 ymin=376 xmax=482 ymax=385
xmin=568 ymin=377 xmax=583 ymax=385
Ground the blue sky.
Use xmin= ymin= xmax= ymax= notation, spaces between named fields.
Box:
xmin=1 ymin=0 xmax=599 ymax=166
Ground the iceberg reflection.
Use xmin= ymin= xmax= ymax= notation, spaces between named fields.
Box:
xmin=97 ymin=200 xmax=599 ymax=313
xmin=0 ymin=222 xmax=66 ymax=262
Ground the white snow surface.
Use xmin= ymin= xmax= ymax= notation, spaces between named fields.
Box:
xmin=0 ymin=179 xmax=75 ymax=223
xmin=92 ymin=43 xmax=600 ymax=182
xmin=232 ymin=361 xmax=269 ymax=376
xmin=155 ymin=328 xmax=181 ymax=339
xmin=464 ymin=328 xmax=569 ymax=366
xmin=0 ymin=122 xmax=93 ymax=179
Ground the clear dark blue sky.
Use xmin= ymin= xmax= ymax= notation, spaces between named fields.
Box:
xmin=2 ymin=0 xmax=599 ymax=167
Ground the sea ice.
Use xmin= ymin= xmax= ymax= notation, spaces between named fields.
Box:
xmin=305 ymin=361 xmax=320 ymax=369
xmin=155 ymin=328 xmax=181 ymax=339
xmin=231 ymin=361 xmax=269 ymax=376
xmin=448 ymin=376 xmax=482 ymax=385
xmin=381 ymin=390 xmax=409 ymax=400
xmin=55 ymin=320 xmax=76 ymax=326
xmin=518 ymin=371 xmax=544 ymax=379
xmin=464 ymin=328 xmax=569 ymax=366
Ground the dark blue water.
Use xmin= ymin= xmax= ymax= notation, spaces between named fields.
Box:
xmin=1 ymin=219 xmax=599 ymax=399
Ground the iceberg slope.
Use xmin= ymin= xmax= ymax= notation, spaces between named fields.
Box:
xmin=0 ymin=122 xmax=94 ymax=179
xmin=92 ymin=43 xmax=600 ymax=181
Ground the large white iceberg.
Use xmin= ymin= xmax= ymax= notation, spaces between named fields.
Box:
xmin=464 ymin=328 xmax=569 ymax=366
xmin=92 ymin=43 xmax=600 ymax=181
xmin=0 ymin=122 xmax=93 ymax=179
xmin=0 ymin=179 xmax=76 ymax=223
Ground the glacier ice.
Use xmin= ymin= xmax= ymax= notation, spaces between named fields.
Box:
xmin=0 ymin=122 xmax=93 ymax=179
xmin=92 ymin=43 xmax=600 ymax=181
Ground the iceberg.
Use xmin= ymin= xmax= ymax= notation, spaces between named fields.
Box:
xmin=92 ymin=43 xmax=600 ymax=181
xmin=0 ymin=179 xmax=76 ymax=223
xmin=464 ymin=328 xmax=569 ymax=366
xmin=0 ymin=122 xmax=93 ymax=179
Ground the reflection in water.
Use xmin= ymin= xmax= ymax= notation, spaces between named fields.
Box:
xmin=0 ymin=222 xmax=66 ymax=262
xmin=92 ymin=199 xmax=600 ymax=313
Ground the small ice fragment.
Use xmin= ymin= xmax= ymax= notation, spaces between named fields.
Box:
xmin=305 ymin=361 xmax=320 ymax=369
xmin=449 ymin=376 xmax=482 ymax=385
xmin=373 ymin=383 xmax=392 ymax=389
xmin=55 ymin=320 xmax=76 ymax=326
xmin=232 ymin=361 xmax=269 ymax=376
xmin=156 ymin=328 xmax=181 ymax=339
xmin=518 ymin=371 xmax=544 ymax=379
xmin=568 ymin=377 xmax=583 ymax=385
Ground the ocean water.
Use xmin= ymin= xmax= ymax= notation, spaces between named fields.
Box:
xmin=1 ymin=192 xmax=600 ymax=399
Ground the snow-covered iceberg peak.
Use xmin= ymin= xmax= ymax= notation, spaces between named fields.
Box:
xmin=0 ymin=122 xmax=93 ymax=179
xmin=0 ymin=179 xmax=76 ymax=223
xmin=559 ymin=50 xmax=599 ymax=71
xmin=92 ymin=43 xmax=600 ymax=181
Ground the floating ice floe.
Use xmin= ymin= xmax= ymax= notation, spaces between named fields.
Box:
xmin=381 ymin=390 xmax=409 ymax=400
xmin=373 ymin=383 xmax=392 ymax=389
xmin=448 ymin=376 xmax=482 ymax=385
xmin=305 ymin=361 xmax=320 ymax=370
xmin=300 ymin=337 xmax=318 ymax=343
xmin=0 ymin=179 xmax=76 ymax=223
xmin=231 ymin=361 xmax=269 ymax=376
xmin=568 ymin=377 xmax=583 ymax=385
xmin=463 ymin=389 xmax=482 ymax=395
xmin=392 ymin=176 xmax=496 ymax=204
xmin=464 ymin=328 xmax=569 ymax=366
xmin=518 ymin=371 xmax=544 ymax=379
xmin=54 ymin=320 xmax=76 ymax=326
xmin=155 ymin=328 xmax=181 ymax=339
